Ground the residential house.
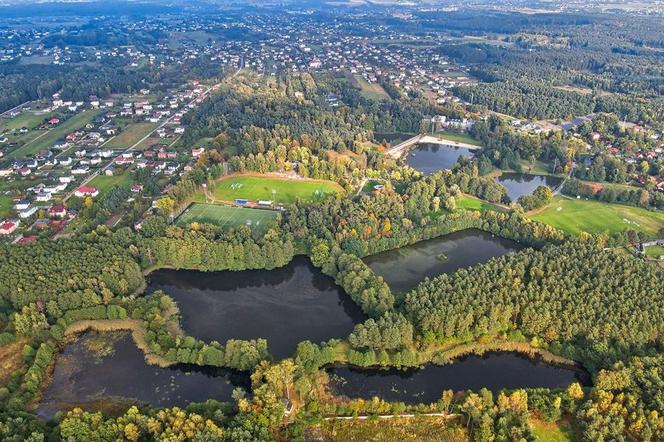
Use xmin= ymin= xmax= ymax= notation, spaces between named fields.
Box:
xmin=74 ymin=185 xmax=99 ymax=198
xmin=48 ymin=205 xmax=67 ymax=218
xmin=0 ymin=221 xmax=19 ymax=235
xmin=19 ymin=206 xmax=38 ymax=219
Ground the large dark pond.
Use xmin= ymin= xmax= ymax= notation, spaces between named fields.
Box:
xmin=364 ymin=229 xmax=524 ymax=293
xmin=37 ymin=332 xmax=249 ymax=419
xmin=328 ymin=352 xmax=589 ymax=404
xmin=497 ymin=173 xmax=562 ymax=202
xmin=148 ymin=256 xmax=366 ymax=359
xmin=405 ymin=143 xmax=474 ymax=174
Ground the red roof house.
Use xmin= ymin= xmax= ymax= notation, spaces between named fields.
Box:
xmin=74 ymin=185 xmax=99 ymax=198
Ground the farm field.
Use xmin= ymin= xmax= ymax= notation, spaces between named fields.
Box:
xmin=89 ymin=171 xmax=133 ymax=196
xmin=136 ymin=134 xmax=178 ymax=150
xmin=433 ymin=130 xmax=482 ymax=147
xmin=106 ymin=123 xmax=157 ymax=148
xmin=530 ymin=196 xmax=664 ymax=237
xmin=6 ymin=109 xmax=102 ymax=160
xmin=197 ymin=175 xmax=344 ymax=204
xmin=177 ymin=203 xmax=279 ymax=234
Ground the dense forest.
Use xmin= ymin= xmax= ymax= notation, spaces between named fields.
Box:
xmin=182 ymin=72 xmax=439 ymax=156
xmin=433 ymin=12 xmax=664 ymax=123
xmin=0 ymin=9 xmax=662 ymax=439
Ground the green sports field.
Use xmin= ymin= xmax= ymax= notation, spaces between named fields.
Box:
xmin=199 ymin=175 xmax=343 ymax=204
xmin=177 ymin=203 xmax=280 ymax=234
xmin=530 ymin=196 xmax=664 ymax=237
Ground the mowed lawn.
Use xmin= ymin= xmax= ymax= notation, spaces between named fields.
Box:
xmin=645 ymin=245 xmax=664 ymax=259
xmin=0 ymin=112 xmax=49 ymax=133
xmin=6 ymin=109 xmax=102 ymax=160
xmin=89 ymin=172 xmax=133 ymax=197
xmin=433 ymin=130 xmax=482 ymax=147
xmin=530 ymin=196 xmax=664 ymax=237
xmin=457 ymin=194 xmax=507 ymax=212
xmin=106 ymin=123 xmax=157 ymax=148
xmin=353 ymin=74 xmax=390 ymax=101
xmin=0 ymin=195 xmax=12 ymax=217
xmin=177 ymin=203 xmax=279 ymax=234
xmin=201 ymin=175 xmax=344 ymax=204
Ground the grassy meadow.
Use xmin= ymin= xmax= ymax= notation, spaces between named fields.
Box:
xmin=530 ymin=196 xmax=664 ymax=237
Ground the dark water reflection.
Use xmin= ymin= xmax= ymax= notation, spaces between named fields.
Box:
xmin=328 ymin=352 xmax=589 ymax=404
xmin=497 ymin=173 xmax=562 ymax=201
xmin=147 ymin=256 xmax=366 ymax=359
xmin=364 ymin=229 xmax=524 ymax=293
xmin=405 ymin=143 xmax=474 ymax=174
xmin=38 ymin=332 xmax=249 ymax=419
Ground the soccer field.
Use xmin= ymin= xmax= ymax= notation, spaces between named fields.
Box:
xmin=201 ymin=175 xmax=344 ymax=204
xmin=177 ymin=203 xmax=280 ymax=234
xmin=530 ymin=196 xmax=664 ymax=237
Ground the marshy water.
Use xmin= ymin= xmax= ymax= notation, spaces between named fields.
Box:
xmin=37 ymin=332 xmax=249 ymax=419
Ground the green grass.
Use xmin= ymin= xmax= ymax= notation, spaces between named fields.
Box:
xmin=0 ymin=195 xmax=12 ymax=218
xmin=106 ymin=123 xmax=157 ymax=148
xmin=89 ymin=171 xmax=133 ymax=197
xmin=6 ymin=109 xmax=102 ymax=160
xmin=362 ymin=179 xmax=385 ymax=193
xmin=318 ymin=417 xmax=469 ymax=442
xmin=177 ymin=203 xmax=279 ymax=235
xmin=530 ymin=419 xmax=574 ymax=442
xmin=530 ymin=196 xmax=664 ymax=237
xmin=457 ymin=194 xmax=507 ymax=212
xmin=198 ymin=175 xmax=344 ymax=205
xmin=432 ymin=130 xmax=481 ymax=147
xmin=0 ymin=112 xmax=50 ymax=133
xmin=645 ymin=245 xmax=664 ymax=259
xmin=353 ymin=74 xmax=390 ymax=101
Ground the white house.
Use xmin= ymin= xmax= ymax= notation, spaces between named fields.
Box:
xmin=19 ymin=206 xmax=39 ymax=219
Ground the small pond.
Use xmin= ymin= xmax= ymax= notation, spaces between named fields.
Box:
xmin=363 ymin=229 xmax=524 ymax=293
xmin=497 ymin=173 xmax=562 ymax=202
xmin=147 ymin=256 xmax=366 ymax=359
xmin=38 ymin=332 xmax=249 ymax=419
xmin=405 ymin=143 xmax=474 ymax=174
xmin=328 ymin=352 xmax=589 ymax=404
